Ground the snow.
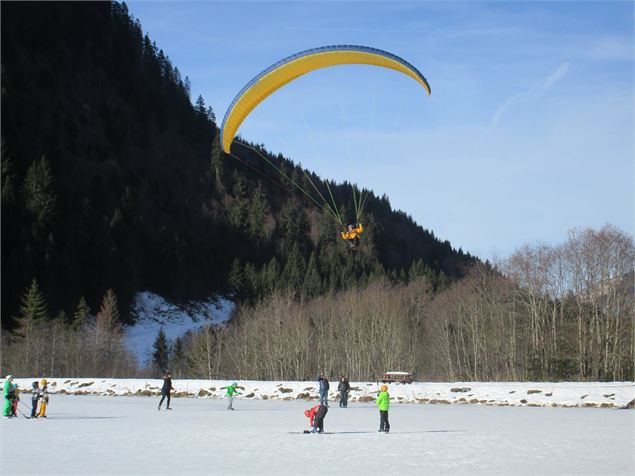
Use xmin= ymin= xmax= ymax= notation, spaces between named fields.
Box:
xmin=1 ymin=393 xmax=633 ymax=475
xmin=123 ymin=292 xmax=234 ymax=366
xmin=5 ymin=378 xmax=635 ymax=409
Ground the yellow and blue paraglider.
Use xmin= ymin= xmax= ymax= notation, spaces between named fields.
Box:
xmin=221 ymin=44 xmax=431 ymax=154
xmin=220 ymin=45 xmax=431 ymax=249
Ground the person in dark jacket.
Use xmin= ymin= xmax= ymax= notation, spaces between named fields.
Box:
xmin=31 ymin=381 xmax=40 ymax=418
xmin=338 ymin=376 xmax=350 ymax=408
xmin=318 ymin=374 xmax=330 ymax=407
xmin=158 ymin=372 xmax=174 ymax=410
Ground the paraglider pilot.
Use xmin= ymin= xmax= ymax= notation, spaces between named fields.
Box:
xmin=341 ymin=223 xmax=363 ymax=251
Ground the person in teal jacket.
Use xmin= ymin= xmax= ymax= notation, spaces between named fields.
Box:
xmin=221 ymin=382 xmax=242 ymax=410
xmin=3 ymin=375 xmax=14 ymax=418
xmin=376 ymin=384 xmax=390 ymax=433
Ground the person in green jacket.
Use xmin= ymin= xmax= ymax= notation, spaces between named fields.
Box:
xmin=3 ymin=375 xmax=15 ymax=418
xmin=221 ymin=382 xmax=242 ymax=410
xmin=376 ymin=384 xmax=390 ymax=433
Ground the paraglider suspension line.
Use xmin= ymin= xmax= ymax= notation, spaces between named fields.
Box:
xmin=231 ymin=141 xmax=345 ymax=227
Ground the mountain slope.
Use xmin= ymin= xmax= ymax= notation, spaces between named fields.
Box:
xmin=1 ymin=1 xmax=475 ymax=326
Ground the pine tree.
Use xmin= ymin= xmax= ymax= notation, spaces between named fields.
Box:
xmin=243 ymin=262 xmax=257 ymax=301
xmin=23 ymin=155 xmax=57 ymax=237
xmin=183 ymin=76 xmax=191 ymax=98
xmin=228 ymin=171 xmax=248 ymax=229
xmin=1 ymin=140 xmax=16 ymax=208
xmin=72 ymin=296 xmax=91 ymax=331
xmin=210 ymin=134 xmax=224 ymax=190
xmin=261 ymin=257 xmax=280 ymax=295
xmin=157 ymin=49 xmax=168 ymax=80
xmin=228 ymin=258 xmax=244 ymax=297
xmin=278 ymin=161 xmax=291 ymax=188
xmin=248 ymin=182 xmax=269 ymax=241
xmin=14 ymin=278 xmax=48 ymax=335
xmin=277 ymin=199 xmax=309 ymax=255
xmin=195 ymin=94 xmax=206 ymax=117
xmin=152 ymin=327 xmax=170 ymax=372
xmin=302 ymin=252 xmax=322 ymax=299
xmin=206 ymin=106 xmax=216 ymax=124
xmin=408 ymin=259 xmax=428 ymax=281
xmin=282 ymin=243 xmax=306 ymax=293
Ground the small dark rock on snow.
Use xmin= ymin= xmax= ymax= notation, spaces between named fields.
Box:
xmin=450 ymin=387 xmax=471 ymax=393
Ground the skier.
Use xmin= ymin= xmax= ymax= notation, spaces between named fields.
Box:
xmin=3 ymin=375 xmax=14 ymax=418
xmin=31 ymin=381 xmax=41 ymax=418
xmin=318 ymin=374 xmax=330 ymax=406
xmin=376 ymin=384 xmax=390 ymax=433
xmin=158 ymin=372 xmax=174 ymax=410
xmin=338 ymin=376 xmax=350 ymax=408
xmin=220 ymin=382 xmax=241 ymax=410
xmin=37 ymin=378 xmax=49 ymax=418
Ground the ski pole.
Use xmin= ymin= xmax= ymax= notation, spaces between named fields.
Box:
xmin=18 ymin=400 xmax=34 ymax=417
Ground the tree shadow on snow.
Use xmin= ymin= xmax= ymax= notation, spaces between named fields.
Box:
xmin=46 ymin=415 xmax=126 ymax=420
xmin=204 ymin=408 xmax=283 ymax=412
xmin=288 ymin=429 xmax=468 ymax=435
xmin=424 ymin=430 xmax=468 ymax=433
xmin=331 ymin=430 xmax=468 ymax=435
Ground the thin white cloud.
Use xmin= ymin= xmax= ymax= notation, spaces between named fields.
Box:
xmin=586 ymin=36 xmax=634 ymax=62
xmin=483 ymin=62 xmax=570 ymax=138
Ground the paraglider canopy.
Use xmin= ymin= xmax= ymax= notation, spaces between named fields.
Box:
xmin=220 ymin=45 xmax=431 ymax=154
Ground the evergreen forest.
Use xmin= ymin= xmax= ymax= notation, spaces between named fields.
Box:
xmin=1 ymin=1 xmax=474 ymax=329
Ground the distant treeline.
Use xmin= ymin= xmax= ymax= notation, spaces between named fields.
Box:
xmin=3 ymin=225 xmax=632 ymax=382
xmin=1 ymin=1 xmax=473 ymax=329
xmin=179 ymin=225 xmax=634 ymax=383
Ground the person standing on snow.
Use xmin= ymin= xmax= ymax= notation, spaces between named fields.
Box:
xmin=11 ymin=383 xmax=20 ymax=417
xmin=31 ymin=381 xmax=41 ymax=418
xmin=3 ymin=375 xmax=14 ymax=418
xmin=318 ymin=374 xmax=330 ymax=407
xmin=376 ymin=384 xmax=390 ymax=433
xmin=158 ymin=372 xmax=174 ymax=410
xmin=220 ymin=382 xmax=241 ymax=410
xmin=338 ymin=376 xmax=350 ymax=408
xmin=37 ymin=379 xmax=49 ymax=418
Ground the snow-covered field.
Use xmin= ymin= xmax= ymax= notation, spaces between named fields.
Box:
xmin=7 ymin=378 xmax=635 ymax=409
xmin=1 ymin=394 xmax=633 ymax=475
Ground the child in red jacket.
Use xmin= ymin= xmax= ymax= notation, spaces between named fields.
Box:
xmin=304 ymin=404 xmax=328 ymax=433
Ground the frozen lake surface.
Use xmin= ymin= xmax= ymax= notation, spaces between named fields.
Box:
xmin=1 ymin=395 xmax=633 ymax=475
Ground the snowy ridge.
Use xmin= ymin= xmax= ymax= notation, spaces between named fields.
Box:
xmin=8 ymin=378 xmax=635 ymax=409
xmin=124 ymin=292 xmax=234 ymax=366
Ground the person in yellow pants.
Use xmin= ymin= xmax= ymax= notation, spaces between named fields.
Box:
xmin=37 ymin=379 xmax=49 ymax=418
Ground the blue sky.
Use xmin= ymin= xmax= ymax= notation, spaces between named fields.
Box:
xmin=128 ymin=1 xmax=634 ymax=260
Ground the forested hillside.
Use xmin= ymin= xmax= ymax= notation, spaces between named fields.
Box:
xmin=1 ymin=1 xmax=475 ymax=328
